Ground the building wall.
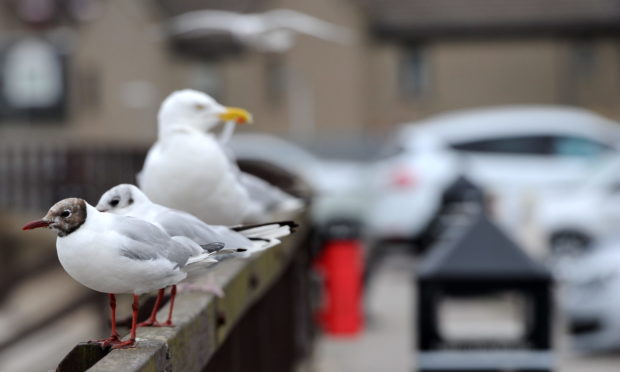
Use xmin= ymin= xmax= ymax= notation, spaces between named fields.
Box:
xmin=0 ymin=1 xmax=175 ymax=145
xmin=0 ymin=0 xmax=618 ymax=146
xmin=365 ymin=37 xmax=620 ymax=135
xmin=432 ymin=39 xmax=560 ymax=108
xmin=560 ymin=37 xmax=620 ymax=118
xmin=0 ymin=0 xmax=369 ymax=145
xmin=219 ymin=0 xmax=369 ymax=142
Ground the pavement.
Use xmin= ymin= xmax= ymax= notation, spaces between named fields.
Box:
xmin=310 ymin=252 xmax=620 ymax=372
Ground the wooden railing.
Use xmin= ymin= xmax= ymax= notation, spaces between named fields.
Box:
xmin=56 ymin=216 xmax=314 ymax=372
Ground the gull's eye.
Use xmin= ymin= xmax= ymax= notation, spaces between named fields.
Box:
xmin=110 ymin=198 xmax=120 ymax=207
xmin=61 ymin=210 xmax=71 ymax=218
xmin=195 ymin=103 xmax=206 ymax=111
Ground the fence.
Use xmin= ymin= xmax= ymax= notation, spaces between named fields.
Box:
xmin=0 ymin=142 xmax=146 ymax=213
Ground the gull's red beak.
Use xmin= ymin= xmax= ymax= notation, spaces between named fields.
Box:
xmin=22 ymin=219 xmax=51 ymax=231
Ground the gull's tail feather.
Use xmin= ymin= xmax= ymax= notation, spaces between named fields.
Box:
xmin=186 ymin=251 xmax=219 ymax=265
xmin=251 ymin=238 xmax=282 ymax=251
xmin=171 ymin=235 xmax=220 ymax=265
xmin=232 ymin=221 xmax=298 ymax=252
xmin=210 ymin=247 xmax=250 ymax=260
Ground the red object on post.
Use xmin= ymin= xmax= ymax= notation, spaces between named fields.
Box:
xmin=314 ymin=238 xmax=364 ymax=336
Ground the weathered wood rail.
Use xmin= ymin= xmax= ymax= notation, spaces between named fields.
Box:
xmin=56 ymin=215 xmax=314 ymax=372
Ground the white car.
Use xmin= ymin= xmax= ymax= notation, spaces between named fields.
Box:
xmin=536 ymin=155 xmax=620 ymax=255
xmin=229 ymin=133 xmax=371 ymax=224
xmin=366 ymin=105 xmax=620 ymax=242
xmin=555 ymin=239 xmax=620 ymax=351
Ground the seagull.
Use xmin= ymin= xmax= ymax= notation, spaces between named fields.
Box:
xmin=96 ymin=183 xmax=296 ymax=253
xmin=96 ymin=183 xmax=298 ymax=323
xmin=140 ymin=89 xmax=303 ymax=224
xmin=164 ymin=9 xmax=355 ymax=53
xmin=22 ymin=198 xmax=223 ymax=349
xmin=138 ymin=89 xmax=254 ymax=225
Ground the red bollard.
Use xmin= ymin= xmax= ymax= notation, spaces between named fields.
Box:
xmin=314 ymin=235 xmax=364 ymax=336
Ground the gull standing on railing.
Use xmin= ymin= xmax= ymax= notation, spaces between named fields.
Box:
xmin=22 ymin=198 xmax=223 ymax=349
xmin=138 ymin=90 xmax=254 ymax=225
xmin=139 ymin=89 xmax=303 ymax=225
xmin=97 ymin=184 xmax=297 ymax=254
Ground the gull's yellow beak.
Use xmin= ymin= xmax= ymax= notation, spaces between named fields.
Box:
xmin=218 ymin=107 xmax=253 ymax=125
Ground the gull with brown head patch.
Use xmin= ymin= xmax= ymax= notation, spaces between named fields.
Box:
xmin=22 ymin=197 xmax=221 ymax=349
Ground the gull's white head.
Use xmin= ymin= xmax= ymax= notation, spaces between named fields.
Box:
xmin=158 ymin=89 xmax=252 ymax=135
xmin=96 ymin=184 xmax=149 ymax=214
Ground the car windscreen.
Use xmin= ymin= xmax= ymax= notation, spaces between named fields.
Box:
xmin=450 ymin=136 xmax=548 ymax=155
xmin=451 ymin=135 xmax=612 ymax=157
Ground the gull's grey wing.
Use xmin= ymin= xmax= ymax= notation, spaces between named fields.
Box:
xmin=201 ymin=242 xmax=225 ymax=252
xmin=155 ymin=209 xmax=253 ymax=249
xmin=239 ymin=171 xmax=299 ymax=210
xmin=218 ymin=142 xmax=300 ymax=212
xmin=113 ymin=215 xmax=199 ymax=268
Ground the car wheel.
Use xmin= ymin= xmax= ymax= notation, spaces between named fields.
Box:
xmin=550 ymin=231 xmax=592 ymax=256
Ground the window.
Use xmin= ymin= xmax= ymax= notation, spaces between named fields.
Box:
xmin=264 ymin=56 xmax=286 ymax=103
xmin=376 ymin=144 xmax=406 ymax=160
xmin=452 ymin=135 xmax=612 ymax=158
xmin=551 ymin=136 xmax=611 ymax=157
xmin=451 ymin=136 xmax=549 ymax=155
xmin=187 ymin=62 xmax=220 ymax=99
xmin=399 ymin=45 xmax=430 ymax=98
xmin=571 ymin=39 xmax=597 ymax=75
xmin=0 ymin=37 xmax=68 ymax=121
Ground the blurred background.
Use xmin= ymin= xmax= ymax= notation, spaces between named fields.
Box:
xmin=2 ymin=0 xmax=620 ymax=371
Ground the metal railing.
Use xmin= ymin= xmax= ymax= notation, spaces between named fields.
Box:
xmin=0 ymin=142 xmax=146 ymax=212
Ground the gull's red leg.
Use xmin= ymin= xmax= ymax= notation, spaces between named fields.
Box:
xmin=112 ymin=294 xmax=139 ymax=349
xmin=138 ymin=288 xmax=165 ymax=327
xmin=163 ymin=285 xmax=177 ymax=326
xmin=90 ymin=294 xmax=122 ymax=346
xmin=109 ymin=294 xmax=120 ymax=340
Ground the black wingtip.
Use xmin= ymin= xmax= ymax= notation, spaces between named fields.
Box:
xmin=275 ymin=220 xmax=299 ymax=233
xmin=248 ymin=237 xmax=270 ymax=242
xmin=232 ymin=220 xmax=299 ymax=233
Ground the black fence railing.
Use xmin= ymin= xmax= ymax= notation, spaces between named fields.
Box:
xmin=0 ymin=142 xmax=146 ymax=212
